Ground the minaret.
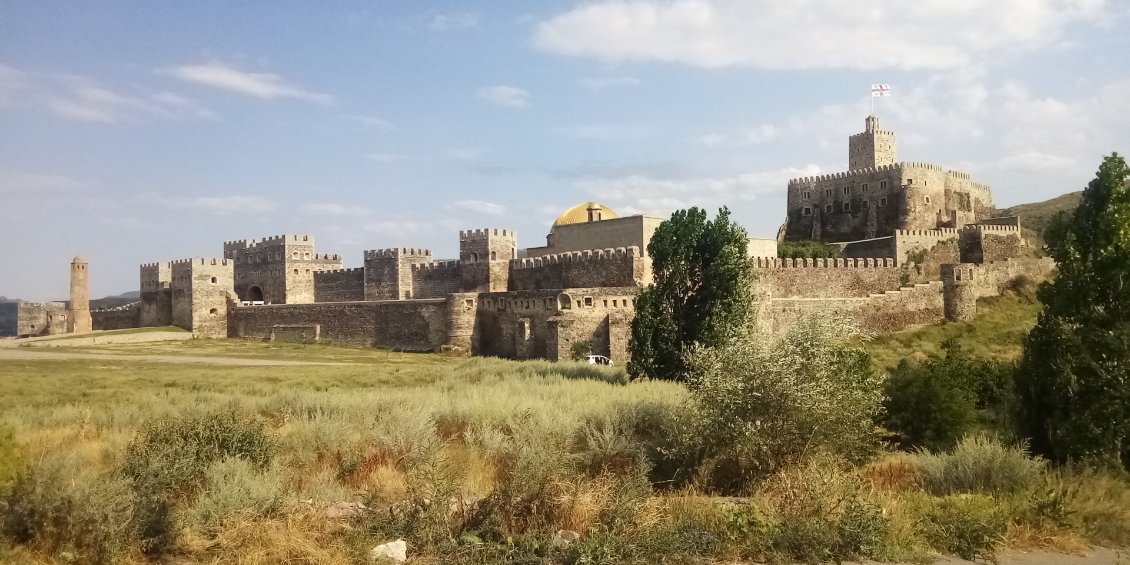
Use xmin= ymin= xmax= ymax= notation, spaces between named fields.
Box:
xmin=848 ymin=115 xmax=897 ymax=171
xmin=68 ymin=256 xmax=92 ymax=333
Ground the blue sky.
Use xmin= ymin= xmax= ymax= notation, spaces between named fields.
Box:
xmin=2 ymin=1 xmax=1128 ymax=300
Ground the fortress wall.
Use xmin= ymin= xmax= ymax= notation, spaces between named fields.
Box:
xmin=459 ymin=259 xmax=510 ymax=293
xmin=16 ymin=302 xmax=67 ymax=337
xmin=0 ymin=302 xmax=17 ymax=337
xmin=838 ymin=236 xmax=897 ymax=259
xmin=785 ymin=165 xmax=905 ymax=241
xmin=960 ymin=225 xmax=1026 ymax=264
xmin=893 ymin=228 xmax=960 ymax=263
xmin=140 ymin=288 xmax=173 ymax=327
xmin=313 ymin=268 xmax=364 ymax=302
xmin=287 ymin=254 xmax=343 ymax=304
xmin=977 ymin=216 xmax=1021 ymax=228
xmin=899 ymin=164 xmax=950 ymax=231
xmin=170 ymin=258 xmax=234 ymax=338
xmin=364 ymin=248 xmax=432 ymax=300
xmin=92 ymin=303 xmax=140 ymax=331
xmin=752 ymin=257 xmax=903 ymax=298
xmin=229 ymin=299 xmax=450 ymax=351
xmin=411 ymin=261 xmax=461 ymax=299
xmin=508 ymin=247 xmax=642 ymax=291
xmin=942 ymin=256 xmax=1056 ymax=321
xmin=473 ymin=288 xmax=637 ymax=362
xmin=767 ymin=280 xmax=945 ymax=336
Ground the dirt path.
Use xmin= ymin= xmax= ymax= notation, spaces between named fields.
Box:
xmin=0 ymin=348 xmax=350 ymax=366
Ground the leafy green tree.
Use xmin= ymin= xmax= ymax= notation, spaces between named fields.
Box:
xmin=628 ymin=207 xmax=754 ymax=381
xmin=1017 ymin=153 xmax=1130 ymax=468
xmin=884 ymin=341 xmax=1015 ymax=451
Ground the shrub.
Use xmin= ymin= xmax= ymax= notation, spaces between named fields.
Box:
xmin=924 ymin=494 xmax=1007 ymax=562
xmin=761 ymin=458 xmax=888 ymax=564
xmin=570 ymin=339 xmax=593 ymax=361
xmin=186 ymin=457 xmax=287 ymax=534
xmin=686 ymin=314 xmax=884 ymax=491
xmin=1 ymin=454 xmax=138 ymax=565
xmin=914 ymin=435 xmax=1045 ymax=496
xmin=0 ymin=424 xmax=19 ymax=489
xmin=777 ymin=240 xmax=842 ymax=259
xmin=120 ymin=406 xmax=275 ymax=555
xmin=884 ymin=341 xmax=1015 ymax=450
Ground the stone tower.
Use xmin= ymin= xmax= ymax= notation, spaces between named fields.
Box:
xmin=68 ymin=256 xmax=92 ymax=333
xmin=848 ymin=115 xmax=897 ymax=171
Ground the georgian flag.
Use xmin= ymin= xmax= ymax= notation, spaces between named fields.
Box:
xmin=871 ymin=83 xmax=891 ymax=97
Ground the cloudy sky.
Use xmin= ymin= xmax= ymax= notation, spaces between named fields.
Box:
xmin=2 ymin=1 xmax=1128 ymax=300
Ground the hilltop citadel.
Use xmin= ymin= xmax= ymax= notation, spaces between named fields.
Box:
xmin=6 ymin=116 xmax=1054 ymax=361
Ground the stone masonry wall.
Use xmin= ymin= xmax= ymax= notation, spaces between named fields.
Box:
xmin=92 ymin=304 xmax=140 ymax=330
xmin=140 ymin=262 xmax=173 ymax=327
xmin=753 ymin=257 xmax=902 ymax=298
xmin=314 ymin=268 xmax=364 ymax=302
xmin=229 ymin=299 xmax=451 ymax=350
xmin=412 ymin=261 xmax=461 ymax=299
xmin=16 ymin=302 xmax=67 ymax=337
xmin=959 ymin=225 xmax=1025 ymax=264
xmin=767 ymin=280 xmax=945 ymax=337
xmin=508 ymin=247 xmax=643 ymax=291
xmin=473 ymin=287 xmax=637 ymax=362
xmin=943 ymin=256 xmax=1056 ymax=321
xmin=0 ymin=302 xmax=16 ymax=337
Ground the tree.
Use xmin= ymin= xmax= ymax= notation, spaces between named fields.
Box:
xmin=628 ymin=207 xmax=754 ymax=382
xmin=1017 ymin=153 xmax=1130 ymax=468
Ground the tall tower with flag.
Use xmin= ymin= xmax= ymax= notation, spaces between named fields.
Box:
xmin=848 ymin=114 xmax=897 ymax=171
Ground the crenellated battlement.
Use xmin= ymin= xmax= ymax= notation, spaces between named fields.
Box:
xmin=170 ymin=258 xmax=231 ymax=267
xmin=411 ymin=260 xmax=460 ymax=272
xmin=511 ymin=247 xmax=639 ymax=269
xmin=314 ymin=267 xmax=364 ymax=275
xmin=459 ymin=228 xmax=515 ymax=240
xmin=895 ymin=228 xmax=960 ymax=237
xmin=312 ymin=253 xmax=341 ymax=261
xmin=140 ymin=262 xmax=169 ymax=269
xmin=964 ymin=224 xmax=1021 ymax=234
xmin=224 ymin=234 xmax=312 ymax=249
xmin=947 ymin=170 xmax=972 ymax=180
xmin=788 ymin=162 xmax=903 ymax=185
xmin=850 ymin=129 xmax=895 ymax=138
xmin=753 ymin=257 xmax=897 ymax=269
xmin=364 ymin=248 xmax=433 ymax=259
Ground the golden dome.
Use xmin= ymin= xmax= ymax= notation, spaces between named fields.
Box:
xmin=553 ymin=202 xmax=619 ymax=228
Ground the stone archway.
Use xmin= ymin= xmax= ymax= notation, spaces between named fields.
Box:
xmin=247 ymin=286 xmax=264 ymax=302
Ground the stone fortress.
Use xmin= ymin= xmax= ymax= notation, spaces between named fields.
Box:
xmin=11 ymin=116 xmax=1053 ymax=363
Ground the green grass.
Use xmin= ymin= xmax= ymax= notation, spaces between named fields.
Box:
xmin=866 ymin=294 xmax=1042 ymax=370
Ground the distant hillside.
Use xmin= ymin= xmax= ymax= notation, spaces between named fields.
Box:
xmin=91 ymin=291 xmax=141 ymax=310
xmin=1000 ymin=191 xmax=1082 ymax=236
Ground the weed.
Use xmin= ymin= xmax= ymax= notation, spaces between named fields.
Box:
xmin=915 ymin=435 xmax=1045 ymax=496
xmin=924 ymin=494 xmax=1007 ymax=562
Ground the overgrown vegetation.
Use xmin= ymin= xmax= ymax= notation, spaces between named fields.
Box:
xmin=1019 ymin=153 xmax=1130 ymax=469
xmin=2 ymin=334 xmax=1127 ymax=564
xmin=777 ymin=240 xmax=843 ymax=259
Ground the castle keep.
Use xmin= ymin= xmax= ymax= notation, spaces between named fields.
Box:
xmin=13 ymin=115 xmax=1053 ymax=362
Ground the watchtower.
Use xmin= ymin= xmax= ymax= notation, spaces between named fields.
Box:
xmin=459 ymin=228 xmax=517 ymax=292
xmin=848 ymin=115 xmax=897 ymax=171
xmin=68 ymin=256 xmax=92 ymax=334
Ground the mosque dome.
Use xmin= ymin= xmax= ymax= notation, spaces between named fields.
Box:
xmin=552 ymin=202 xmax=619 ymax=229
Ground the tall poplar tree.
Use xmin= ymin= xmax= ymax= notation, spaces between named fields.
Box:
xmin=1018 ymin=153 xmax=1130 ymax=468
xmin=628 ymin=207 xmax=754 ymax=382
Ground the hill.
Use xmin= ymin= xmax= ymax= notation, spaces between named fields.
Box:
xmin=1000 ymin=191 xmax=1082 ymax=237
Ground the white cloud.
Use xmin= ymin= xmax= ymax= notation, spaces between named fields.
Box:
xmin=301 ymin=203 xmax=369 ymax=216
xmin=534 ymin=0 xmax=1106 ymax=70
xmin=429 ymin=12 xmax=479 ymax=31
xmin=477 ymin=85 xmax=530 ymax=108
xmin=453 ymin=199 xmax=507 ymax=216
xmin=447 ymin=148 xmax=484 ymax=163
xmin=580 ymin=76 xmax=641 ymax=91
xmin=363 ymin=152 xmax=410 ymax=164
xmin=347 ymin=115 xmax=396 ymax=131
xmin=165 ymin=62 xmax=333 ymax=105
xmin=0 ymin=63 xmax=27 ymax=107
xmin=578 ymin=165 xmax=821 ymax=216
xmin=0 ymin=171 xmax=91 ymax=195
xmin=550 ymin=123 xmax=651 ymax=140
xmin=697 ymin=123 xmax=780 ymax=148
xmin=165 ymin=195 xmax=276 ymax=216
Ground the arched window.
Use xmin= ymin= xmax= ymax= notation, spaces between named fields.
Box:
xmin=490 ymin=251 xmax=497 ymax=260
xmin=210 ymin=276 xmax=217 ymax=284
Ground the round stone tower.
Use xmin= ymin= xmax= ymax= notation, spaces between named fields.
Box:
xmin=68 ymin=256 xmax=92 ymax=333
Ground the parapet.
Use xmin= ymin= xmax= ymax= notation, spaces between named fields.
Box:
xmin=510 ymin=247 xmax=639 ymax=269
xmin=788 ymin=162 xmax=902 ymax=185
xmin=170 ymin=258 xmax=231 ymax=267
xmin=411 ymin=260 xmax=460 ymax=272
xmin=224 ymin=234 xmax=313 ymax=250
xmin=900 ymin=161 xmax=945 ymax=172
xmin=364 ymin=248 xmax=433 ymax=259
xmin=459 ymin=228 xmax=516 ymax=240
xmin=313 ymin=253 xmax=341 ymax=261
xmin=895 ymin=228 xmax=960 ymax=237
xmin=314 ymin=267 xmax=364 ymax=276
xmin=963 ymin=224 xmax=1021 ymax=234
xmin=753 ymin=256 xmax=897 ymax=269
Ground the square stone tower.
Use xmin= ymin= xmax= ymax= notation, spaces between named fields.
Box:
xmin=848 ymin=115 xmax=897 ymax=171
xmin=459 ymin=228 xmax=517 ymax=292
